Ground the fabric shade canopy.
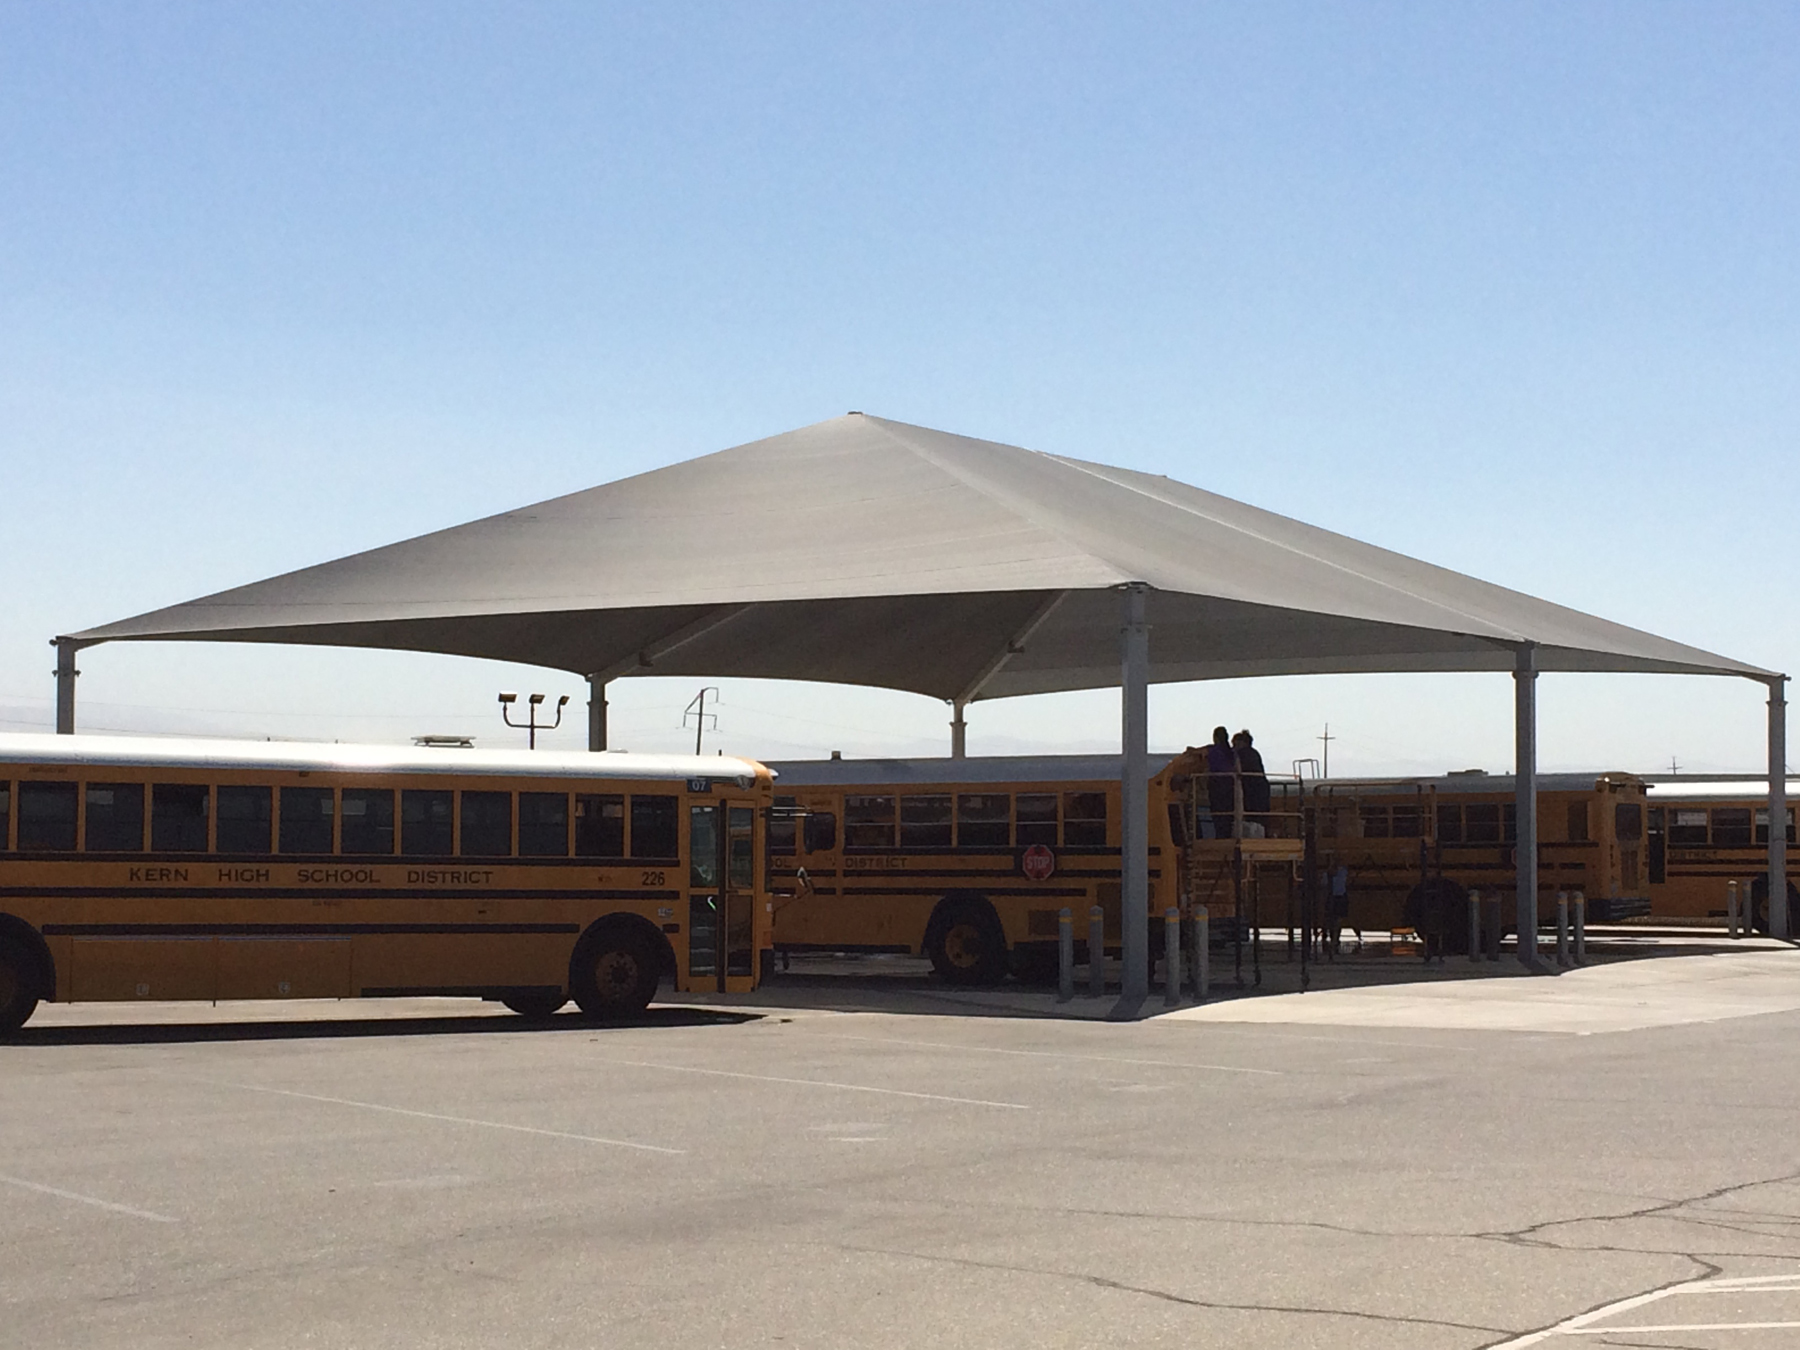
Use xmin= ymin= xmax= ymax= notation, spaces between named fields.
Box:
xmin=69 ymin=413 xmax=1770 ymax=691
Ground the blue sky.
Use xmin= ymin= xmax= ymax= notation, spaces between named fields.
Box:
xmin=2 ymin=2 xmax=1795 ymax=773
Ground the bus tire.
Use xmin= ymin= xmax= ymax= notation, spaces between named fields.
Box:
xmin=925 ymin=897 xmax=1009 ymax=985
xmin=570 ymin=922 xmax=662 ymax=1018
xmin=0 ymin=937 xmax=41 ymax=1036
xmin=1748 ymin=878 xmax=1800 ymax=935
xmin=502 ymin=993 xmax=568 ymax=1020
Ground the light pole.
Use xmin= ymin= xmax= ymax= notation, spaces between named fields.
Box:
xmin=499 ymin=691 xmax=568 ymax=749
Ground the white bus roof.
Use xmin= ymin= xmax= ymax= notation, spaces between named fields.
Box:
xmin=0 ymin=733 xmax=768 ymax=784
xmin=767 ymin=754 xmax=1176 ymax=788
xmin=1313 ymin=772 xmax=1640 ymax=795
xmin=1644 ymin=780 xmax=1800 ymax=801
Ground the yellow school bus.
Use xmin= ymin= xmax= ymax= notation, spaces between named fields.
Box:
xmin=0 ymin=734 xmax=774 ymax=1032
xmin=765 ymin=753 xmax=1304 ymax=982
xmin=1308 ymin=771 xmax=1651 ymax=940
xmin=1642 ymin=779 xmax=1798 ymax=925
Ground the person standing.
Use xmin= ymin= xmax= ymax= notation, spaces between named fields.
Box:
xmin=1205 ymin=725 xmax=1237 ymax=838
xmin=1233 ymin=730 xmax=1270 ymax=834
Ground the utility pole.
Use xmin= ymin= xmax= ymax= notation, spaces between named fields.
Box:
xmin=1318 ymin=723 xmax=1335 ymax=779
xmin=683 ymin=687 xmax=720 ymax=754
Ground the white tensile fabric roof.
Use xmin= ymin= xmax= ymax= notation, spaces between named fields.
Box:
xmin=71 ymin=413 xmax=1771 ymax=695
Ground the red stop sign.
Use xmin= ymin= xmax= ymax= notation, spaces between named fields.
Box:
xmin=1021 ymin=844 xmax=1056 ymax=881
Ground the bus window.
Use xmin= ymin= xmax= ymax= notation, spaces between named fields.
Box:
xmin=1063 ymin=793 xmax=1107 ymax=848
xmin=152 ymin=784 xmax=209 ymax=852
xmin=900 ymin=795 xmax=952 ymax=848
xmin=1503 ymin=804 xmax=1517 ymax=843
xmin=844 ymin=795 xmax=896 ymax=849
xmin=1711 ymin=808 xmax=1753 ymax=848
xmin=400 ymin=790 xmax=452 ymax=856
xmin=767 ymin=797 xmax=798 ymax=856
xmin=461 ymin=791 xmax=513 ymax=856
xmin=1359 ymin=807 xmax=1390 ymax=839
xmin=1566 ymin=801 xmax=1589 ymax=843
xmin=1436 ymin=805 xmax=1462 ymax=844
xmin=1616 ymin=802 xmax=1643 ymax=843
xmin=689 ymin=805 xmax=720 ymax=888
xmin=340 ymin=789 xmax=395 ymax=855
xmin=1755 ymin=808 xmax=1796 ymax=845
xmin=217 ymin=785 xmax=272 ymax=855
xmin=1646 ymin=807 xmax=1664 ymax=884
xmin=519 ymin=792 xmax=570 ymax=857
xmin=1017 ymin=794 xmax=1057 ymax=846
xmin=20 ymin=781 xmax=78 ymax=851
xmin=85 ymin=783 xmax=144 ymax=852
xmin=1668 ymin=810 xmax=1708 ymax=847
xmin=1392 ymin=805 xmax=1422 ymax=838
xmin=279 ymin=787 xmax=334 ymax=854
xmin=728 ymin=805 xmax=755 ymax=887
xmin=631 ymin=795 xmax=679 ymax=859
xmin=1465 ymin=804 xmax=1501 ymax=844
xmin=803 ymin=810 xmax=836 ymax=853
xmin=574 ymin=794 xmax=624 ymax=856
xmin=957 ymin=793 xmax=1010 ymax=849
xmin=0 ymin=782 xmax=10 ymax=849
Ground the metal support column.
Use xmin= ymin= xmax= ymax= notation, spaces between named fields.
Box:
xmin=1769 ymin=676 xmax=1789 ymax=939
xmin=53 ymin=637 xmax=81 ymax=735
xmin=587 ymin=676 xmax=608 ymax=751
xmin=950 ymin=700 xmax=967 ymax=759
xmin=1514 ymin=642 xmax=1541 ymax=969
xmin=1119 ymin=583 xmax=1150 ymax=1005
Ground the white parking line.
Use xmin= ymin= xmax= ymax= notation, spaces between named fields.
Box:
xmin=0 ymin=1172 xmax=177 ymax=1223
xmin=801 ymin=1029 xmax=1282 ymax=1076
xmin=1493 ymin=1273 xmax=1800 ymax=1345
xmin=600 ymin=1059 xmax=1030 ymax=1109
xmin=1563 ymin=1322 xmax=1800 ymax=1334
xmin=202 ymin=1080 xmax=685 ymax=1154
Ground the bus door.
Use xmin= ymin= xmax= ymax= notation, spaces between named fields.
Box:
xmin=687 ymin=800 xmax=760 ymax=992
xmin=688 ymin=803 xmax=723 ymax=990
xmin=1646 ymin=807 xmax=1665 ymax=886
xmin=723 ymin=801 xmax=758 ymax=985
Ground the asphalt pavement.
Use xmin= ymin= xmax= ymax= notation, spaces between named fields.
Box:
xmin=5 ymin=946 xmax=1800 ymax=1349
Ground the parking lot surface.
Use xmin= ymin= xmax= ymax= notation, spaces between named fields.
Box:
xmin=6 ymin=949 xmax=1800 ymax=1349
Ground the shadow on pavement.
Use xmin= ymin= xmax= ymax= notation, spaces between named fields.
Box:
xmin=8 ymin=1005 xmax=760 ymax=1047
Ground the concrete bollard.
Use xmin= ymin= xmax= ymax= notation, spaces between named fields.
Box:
xmin=1572 ymin=891 xmax=1586 ymax=965
xmin=1088 ymin=905 xmax=1105 ymax=997
xmin=1556 ymin=891 xmax=1571 ymax=969
xmin=1164 ymin=908 xmax=1182 ymax=1007
xmin=1728 ymin=880 xmax=1741 ymax=939
xmin=1057 ymin=908 xmax=1074 ymax=1003
xmin=1469 ymin=888 xmax=1483 ymax=963
xmin=1195 ymin=905 xmax=1211 ymax=1003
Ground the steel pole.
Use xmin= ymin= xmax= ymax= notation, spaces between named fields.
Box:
xmin=1119 ymin=583 xmax=1151 ymax=1004
xmin=587 ymin=677 xmax=607 ymax=751
xmin=950 ymin=700 xmax=967 ymax=760
xmin=53 ymin=638 xmax=80 ymax=735
xmin=1515 ymin=643 xmax=1540 ymax=969
xmin=1769 ymin=677 xmax=1789 ymax=939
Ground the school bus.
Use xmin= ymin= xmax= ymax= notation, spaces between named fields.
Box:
xmin=1642 ymin=779 xmax=1799 ymax=925
xmin=1308 ymin=771 xmax=1651 ymax=941
xmin=0 ymin=734 xmax=774 ymax=1033
xmin=765 ymin=752 xmax=1305 ymax=983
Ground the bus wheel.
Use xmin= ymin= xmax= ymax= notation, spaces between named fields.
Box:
xmin=571 ymin=930 xmax=660 ymax=1018
xmin=926 ymin=900 xmax=1008 ymax=985
xmin=502 ymin=993 xmax=567 ymax=1020
xmin=0 ymin=939 xmax=40 ymax=1036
